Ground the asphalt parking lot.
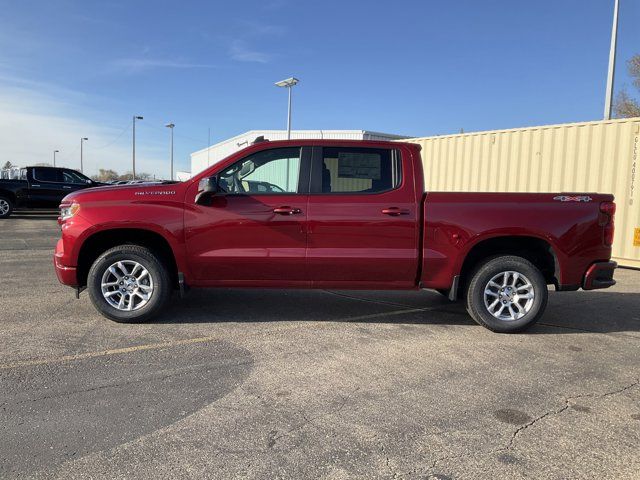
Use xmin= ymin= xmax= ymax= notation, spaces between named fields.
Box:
xmin=1 ymin=213 xmax=639 ymax=479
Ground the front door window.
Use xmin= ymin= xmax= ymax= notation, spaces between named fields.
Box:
xmin=219 ymin=147 xmax=301 ymax=194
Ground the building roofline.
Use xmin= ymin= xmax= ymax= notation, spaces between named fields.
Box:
xmin=191 ymin=129 xmax=409 ymax=156
xmin=412 ymin=116 xmax=640 ymax=141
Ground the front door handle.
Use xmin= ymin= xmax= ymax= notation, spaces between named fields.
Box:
xmin=63 ymin=186 xmax=72 ymax=189
xmin=382 ymin=207 xmax=409 ymax=216
xmin=273 ymin=206 xmax=302 ymax=215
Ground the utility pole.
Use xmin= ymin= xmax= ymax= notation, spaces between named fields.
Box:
xmin=53 ymin=150 xmax=59 ymax=167
xmin=80 ymin=137 xmax=88 ymax=173
xmin=165 ymin=123 xmax=175 ymax=181
xmin=132 ymin=115 xmax=143 ymax=180
xmin=604 ymin=0 xmax=620 ymax=120
xmin=287 ymin=85 xmax=292 ymax=139
xmin=275 ymin=77 xmax=299 ymax=140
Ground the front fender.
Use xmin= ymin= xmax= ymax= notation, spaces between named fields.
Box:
xmin=61 ymin=202 xmax=191 ymax=281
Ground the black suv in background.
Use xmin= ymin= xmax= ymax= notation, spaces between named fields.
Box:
xmin=0 ymin=166 xmax=101 ymax=218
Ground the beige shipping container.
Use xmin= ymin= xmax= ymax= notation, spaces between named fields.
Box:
xmin=406 ymin=117 xmax=640 ymax=268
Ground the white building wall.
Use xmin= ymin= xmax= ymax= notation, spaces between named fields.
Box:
xmin=190 ymin=130 xmax=406 ymax=175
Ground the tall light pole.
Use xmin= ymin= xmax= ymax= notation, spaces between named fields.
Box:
xmin=604 ymin=0 xmax=620 ymax=120
xmin=165 ymin=123 xmax=175 ymax=181
xmin=53 ymin=150 xmax=59 ymax=167
xmin=80 ymin=137 xmax=88 ymax=173
xmin=275 ymin=77 xmax=299 ymax=139
xmin=132 ymin=115 xmax=143 ymax=180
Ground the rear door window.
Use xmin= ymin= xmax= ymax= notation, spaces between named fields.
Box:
xmin=316 ymin=147 xmax=401 ymax=194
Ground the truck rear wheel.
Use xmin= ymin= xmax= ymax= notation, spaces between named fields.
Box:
xmin=87 ymin=245 xmax=171 ymax=323
xmin=0 ymin=196 xmax=13 ymax=219
xmin=465 ymin=255 xmax=548 ymax=333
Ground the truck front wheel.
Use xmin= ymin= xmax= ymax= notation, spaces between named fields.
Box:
xmin=0 ymin=196 xmax=13 ymax=219
xmin=87 ymin=245 xmax=171 ymax=323
xmin=465 ymin=255 xmax=548 ymax=333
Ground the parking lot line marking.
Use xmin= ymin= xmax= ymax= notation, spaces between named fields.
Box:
xmin=0 ymin=335 xmax=220 ymax=370
xmin=340 ymin=307 xmax=441 ymax=322
xmin=0 ymin=306 xmax=459 ymax=371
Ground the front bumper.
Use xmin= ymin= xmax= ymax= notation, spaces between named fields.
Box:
xmin=54 ymin=239 xmax=78 ymax=286
xmin=582 ymin=261 xmax=617 ymax=290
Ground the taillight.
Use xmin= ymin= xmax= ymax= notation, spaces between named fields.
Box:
xmin=600 ymin=201 xmax=615 ymax=246
xmin=600 ymin=201 xmax=616 ymax=216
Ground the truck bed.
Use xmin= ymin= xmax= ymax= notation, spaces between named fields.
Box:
xmin=420 ymin=192 xmax=614 ymax=291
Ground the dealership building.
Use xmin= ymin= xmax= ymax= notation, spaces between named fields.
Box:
xmin=190 ymin=129 xmax=406 ymax=175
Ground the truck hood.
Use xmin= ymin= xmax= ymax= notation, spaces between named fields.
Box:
xmin=61 ymin=182 xmax=183 ymax=204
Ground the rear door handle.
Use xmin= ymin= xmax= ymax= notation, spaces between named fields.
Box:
xmin=382 ymin=207 xmax=409 ymax=216
xmin=273 ymin=206 xmax=302 ymax=215
xmin=63 ymin=186 xmax=72 ymax=189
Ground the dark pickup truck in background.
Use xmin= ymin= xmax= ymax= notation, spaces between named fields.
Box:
xmin=54 ymin=139 xmax=617 ymax=333
xmin=0 ymin=166 xmax=100 ymax=218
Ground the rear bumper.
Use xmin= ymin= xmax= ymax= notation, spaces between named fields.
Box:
xmin=54 ymin=239 xmax=78 ymax=286
xmin=582 ymin=261 xmax=617 ymax=290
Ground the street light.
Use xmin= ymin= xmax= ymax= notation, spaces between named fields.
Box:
xmin=604 ymin=0 xmax=620 ymax=119
xmin=53 ymin=150 xmax=59 ymax=167
xmin=132 ymin=115 xmax=143 ymax=180
xmin=80 ymin=138 xmax=88 ymax=173
xmin=165 ymin=123 xmax=175 ymax=181
xmin=274 ymin=77 xmax=299 ymax=140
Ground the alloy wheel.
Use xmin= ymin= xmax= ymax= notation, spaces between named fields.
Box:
xmin=100 ymin=260 xmax=154 ymax=311
xmin=483 ymin=271 xmax=535 ymax=321
xmin=0 ymin=199 xmax=9 ymax=216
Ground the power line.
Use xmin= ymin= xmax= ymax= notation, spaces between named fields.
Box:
xmin=92 ymin=123 xmax=132 ymax=150
xmin=56 ymin=144 xmax=80 ymax=165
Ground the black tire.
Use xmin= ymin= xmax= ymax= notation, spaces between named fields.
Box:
xmin=0 ymin=196 xmax=13 ymax=219
xmin=87 ymin=245 xmax=172 ymax=323
xmin=465 ymin=255 xmax=548 ymax=333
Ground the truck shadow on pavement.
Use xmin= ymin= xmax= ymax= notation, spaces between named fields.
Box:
xmin=0 ymin=339 xmax=254 ymax=478
xmin=152 ymin=288 xmax=640 ymax=335
xmin=537 ymin=290 xmax=640 ymax=334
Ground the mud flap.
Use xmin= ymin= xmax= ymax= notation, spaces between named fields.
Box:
xmin=178 ymin=272 xmax=189 ymax=298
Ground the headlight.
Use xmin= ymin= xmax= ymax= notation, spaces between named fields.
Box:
xmin=60 ymin=203 xmax=80 ymax=220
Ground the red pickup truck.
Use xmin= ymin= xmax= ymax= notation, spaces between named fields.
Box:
xmin=54 ymin=139 xmax=616 ymax=332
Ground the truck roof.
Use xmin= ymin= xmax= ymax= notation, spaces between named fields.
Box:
xmin=234 ymin=138 xmax=421 ymax=150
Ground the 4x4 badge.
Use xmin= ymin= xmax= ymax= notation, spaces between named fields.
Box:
xmin=553 ymin=195 xmax=593 ymax=202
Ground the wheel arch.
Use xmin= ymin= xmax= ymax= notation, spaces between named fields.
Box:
xmin=0 ymin=189 xmax=17 ymax=204
xmin=456 ymin=235 xmax=560 ymax=299
xmin=76 ymin=228 xmax=179 ymax=288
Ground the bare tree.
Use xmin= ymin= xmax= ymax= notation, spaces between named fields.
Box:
xmin=92 ymin=169 xmax=119 ymax=182
xmin=136 ymin=172 xmax=154 ymax=181
xmin=119 ymin=171 xmax=153 ymax=181
xmin=613 ymin=54 xmax=640 ymax=118
xmin=90 ymin=170 xmax=157 ymax=182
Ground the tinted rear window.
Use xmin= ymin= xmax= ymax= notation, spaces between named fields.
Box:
xmin=33 ymin=168 xmax=63 ymax=182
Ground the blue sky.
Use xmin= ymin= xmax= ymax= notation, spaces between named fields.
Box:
xmin=0 ymin=0 xmax=638 ymax=178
